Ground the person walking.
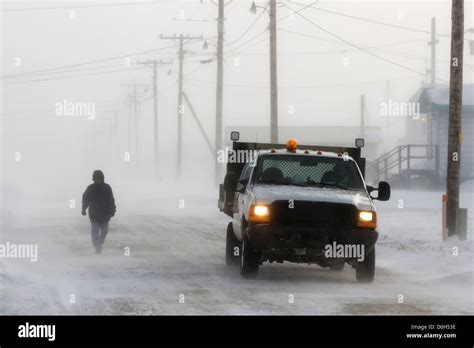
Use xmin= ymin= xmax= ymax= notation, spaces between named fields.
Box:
xmin=82 ymin=170 xmax=116 ymax=254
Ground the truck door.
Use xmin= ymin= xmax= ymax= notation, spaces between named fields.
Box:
xmin=232 ymin=162 xmax=253 ymax=241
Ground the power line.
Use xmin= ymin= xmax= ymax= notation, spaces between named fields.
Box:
xmin=225 ymin=1 xmax=317 ymax=48
xmin=0 ymin=2 xmax=302 ymax=82
xmin=183 ymin=63 xmax=207 ymax=79
xmin=286 ymin=4 xmax=449 ymax=83
xmin=187 ymin=74 xmax=420 ymax=90
xmin=179 ymin=28 xmax=269 ymax=63
xmin=3 ymin=31 xmax=269 ymax=85
xmin=278 ymin=28 xmax=427 ymax=49
xmin=1 ymin=63 xmax=135 ymax=80
xmin=226 ymin=29 xmax=268 ymax=56
xmin=183 ymin=31 xmax=268 ymax=63
xmin=226 ymin=36 xmax=269 ymax=57
xmin=294 ymin=4 xmax=450 ymax=37
xmin=276 ymin=1 xmax=319 ymax=22
xmin=226 ymin=4 xmax=268 ymax=46
xmin=277 ymin=28 xmax=470 ymax=68
xmin=1 ymin=44 xmax=177 ymax=80
xmin=0 ymin=1 xmax=168 ymax=12
xmin=3 ymin=66 xmax=149 ymax=85
xmin=296 ymin=3 xmax=473 ymax=44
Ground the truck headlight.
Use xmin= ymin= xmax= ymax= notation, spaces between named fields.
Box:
xmin=357 ymin=211 xmax=377 ymax=229
xmin=249 ymin=204 xmax=271 ymax=223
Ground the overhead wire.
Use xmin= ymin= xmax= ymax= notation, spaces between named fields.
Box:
xmin=285 ymin=3 xmax=449 ymax=83
xmin=0 ymin=1 xmax=169 ymax=12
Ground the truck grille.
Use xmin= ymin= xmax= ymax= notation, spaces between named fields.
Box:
xmin=270 ymin=200 xmax=357 ymax=229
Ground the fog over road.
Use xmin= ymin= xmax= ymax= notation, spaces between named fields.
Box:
xmin=1 ymin=184 xmax=472 ymax=315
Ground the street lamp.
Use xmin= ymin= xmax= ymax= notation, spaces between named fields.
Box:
xmin=250 ymin=1 xmax=257 ymax=13
xmin=250 ymin=1 xmax=269 ymax=14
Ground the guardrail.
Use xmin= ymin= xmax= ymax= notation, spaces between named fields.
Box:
xmin=366 ymin=145 xmax=439 ymax=184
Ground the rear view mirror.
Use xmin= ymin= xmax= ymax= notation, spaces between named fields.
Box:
xmin=370 ymin=181 xmax=391 ymax=201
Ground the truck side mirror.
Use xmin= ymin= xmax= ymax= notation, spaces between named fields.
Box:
xmin=370 ymin=181 xmax=391 ymax=201
xmin=224 ymin=173 xmax=238 ymax=191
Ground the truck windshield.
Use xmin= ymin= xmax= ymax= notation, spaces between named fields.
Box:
xmin=252 ymin=154 xmax=365 ymax=191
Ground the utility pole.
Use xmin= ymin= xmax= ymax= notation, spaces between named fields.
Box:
xmin=183 ymin=92 xmax=215 ymax=157
xmin=177 ymin=36 xmax=184 ymax=178
xmin=427 ymin=19 xmax=438 ymax=159
xmin=152 ymin=60 xmax=159 ymax=175
xmin=137 ymin=59 xmax=171 ymax=177
xmin=360 ymin=94 xmax=366 ymax=139
xmin=160 ymin=35 xmax=183 ymax=176
xmin=121 ymin=83 xmax=148 ymax=165
xmin=446 ymin=0 xmax=465 ymax=235
xmin=269 ymin=0 xmax=278 ymax=143
xmin=153 ymin=60 xmax=158 ymax=177
xmin=160 ymin=34 xmax=203 ymax=177
xmin=250 ymin=0 xmax=279 ymax=142
xmin=385 ymin=81 xmax=391 ymax=152
xmin=215 ymin=0 xmax=225 ymax=184
xmin=133 ymin=84 xmax=138 ymax=158
xmin=429 ymin=17 xmax=439 ymax=87
xmin=114 ymin=110 xmax=120 ymax=161
xmin=127 ymin=92 xmax=133 ymax=152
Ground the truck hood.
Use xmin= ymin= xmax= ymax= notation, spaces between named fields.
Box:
xmin=251 ymin=184 xmax=374 ymax=211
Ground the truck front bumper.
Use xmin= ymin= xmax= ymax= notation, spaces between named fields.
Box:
xmin=246 ymin=224 xmax=378 ymax=257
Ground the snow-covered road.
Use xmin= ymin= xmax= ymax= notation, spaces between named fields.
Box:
xmin=1 ymin=183 xmax=472 ymax=315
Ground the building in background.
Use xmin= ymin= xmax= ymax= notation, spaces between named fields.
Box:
xmin=409 ymin=84 xmax=474 ymax=181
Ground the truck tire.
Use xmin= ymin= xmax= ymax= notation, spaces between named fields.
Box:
xmin=240 ymin=231 xmax=259 ymax=278
xmin=226 ymin=222 xmax=240 ymax=266
xmin=356 ymin=247 xmax=375 ymax=282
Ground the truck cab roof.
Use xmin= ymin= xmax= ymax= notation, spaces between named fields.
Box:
xmin=256 ymin=148 xmax=357 ymax=161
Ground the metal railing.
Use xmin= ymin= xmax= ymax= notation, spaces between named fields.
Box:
xmin=366 ymin=145 xmax=439 ymax=184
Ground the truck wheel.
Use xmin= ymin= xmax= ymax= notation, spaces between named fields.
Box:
xmin=226 ymin=222 xmax=240 ymax=266
xmin=240 ymin=231 xmax=259 ymax=278
xmin=356 ymin=247 xmax=375 ymax=282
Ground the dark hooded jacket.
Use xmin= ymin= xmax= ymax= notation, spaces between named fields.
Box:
xmin=82 ymin=172 xmax=116 ymax=223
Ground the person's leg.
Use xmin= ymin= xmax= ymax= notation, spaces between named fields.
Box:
xmin=90 ymin=221 xmax=100 ymax=253
xmin=97 ymin=222 xmax=109 ymax=252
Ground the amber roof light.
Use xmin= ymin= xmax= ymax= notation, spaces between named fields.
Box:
xmin=286 ymin=139 xmax=298 ymax=152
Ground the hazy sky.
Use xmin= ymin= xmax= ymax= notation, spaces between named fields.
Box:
xmin=1 ymin=0 xmax=473 ymax=187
